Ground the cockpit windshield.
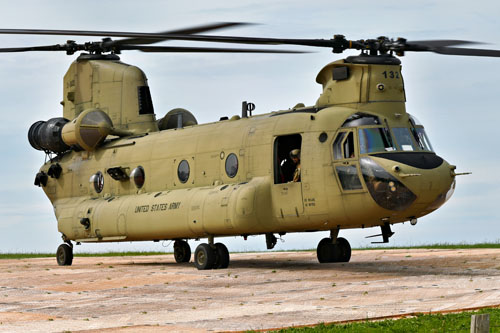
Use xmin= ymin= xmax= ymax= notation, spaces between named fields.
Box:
xmin=358 ymin=127 xmax=396 ymax=154
xmin=392 ymin=127 xmax=418 ymax=151
xmin=342 ymin=112 xmax=435 ymax=155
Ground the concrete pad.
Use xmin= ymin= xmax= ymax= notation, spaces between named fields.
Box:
xmin=0 ymin=248 xmax=499 ymax=332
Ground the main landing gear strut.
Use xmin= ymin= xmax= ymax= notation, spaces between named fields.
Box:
xmin=194 ymin=243 xmax=230 ymax=270
xmin=316 ymin=230 xmax=351 ymax=263
xmin=177 ymin=237 xmax=230 ymax=270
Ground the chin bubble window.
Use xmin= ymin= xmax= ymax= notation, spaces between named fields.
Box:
xmin=90 ymin=171 xmax=104 ymax=193
xmin=225 ymin=153 xmax=238 ymax=178
xmin=178 ymin=160 xmax=190 ymax=183
xmin=130 ymin=166 xmax=145 ymax=188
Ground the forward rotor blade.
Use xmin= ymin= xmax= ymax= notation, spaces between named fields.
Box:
xmin=113 ymin=22 xmax=253 ymax=46
xmin=1 ymin=28 xmax=499 ymax=58
xmin=432 ymin=46 xmax=500 ymax=57
xmin=408 ymin=39 xmax=482 ymax=47
xmin=121 ymin=45 xmax=308 ymax=53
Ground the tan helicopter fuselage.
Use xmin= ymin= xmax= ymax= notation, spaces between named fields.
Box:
xmin=36 ymin=55 xmax=455 ymax=244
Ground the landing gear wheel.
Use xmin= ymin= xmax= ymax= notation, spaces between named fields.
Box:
xmin=194 ymin=243 xmax=216 ymax=270
xmin=336 ymin=237 xmax=351 ymax=262
xmin=173 ymin=240 xmax=191 ymax=263
xmin=56 ymin=243 xmax=73 ymax=266
xmin=317 ymin=238 xmax=340 ymax=263
xmin=213 ymin=243 xmax=230 ymax=269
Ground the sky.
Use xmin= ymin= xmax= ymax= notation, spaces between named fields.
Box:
xmin=0 ymin=0 xmax=499 ymax=254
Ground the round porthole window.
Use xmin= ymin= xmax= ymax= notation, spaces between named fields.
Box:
xmin=178 ymin=160 xmax=190 ymax=183
xmin=130 ymin=166 xmax=145 ymax=188
xmin=225 ymin=153 xmax=238 ymax=178
xmin=90 ymin=171 xmax=104 ymax=193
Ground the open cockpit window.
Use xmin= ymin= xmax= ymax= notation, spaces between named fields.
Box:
xmin=333 ymin=130 xmax=356 ymax=159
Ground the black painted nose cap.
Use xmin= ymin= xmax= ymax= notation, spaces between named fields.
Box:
xmin=372 ymin=152 xmax=444 ymax=169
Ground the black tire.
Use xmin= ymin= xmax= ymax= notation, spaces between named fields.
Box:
xmin=336 ymin=237 xmax=351 ymax=262
xmin=317 ymin=238 xmax=337 ymax=263
xmin=194 ymin=243 xmax=216 ymax=270
xmin=173 ymin=240 xmax=191 ymax=263
xmin=213 ymin=243 xmax=230 ymax=269
xmin=56 ymin=243 xmax=73 ymax=266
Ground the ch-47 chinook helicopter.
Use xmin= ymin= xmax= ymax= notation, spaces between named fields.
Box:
xmin=2 ymin=23 xmax=499 ymax=270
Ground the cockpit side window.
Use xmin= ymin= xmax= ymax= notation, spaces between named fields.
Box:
xmin=413 ymin=127 xmax=434 ymax=151
xmin=333 ymin=132 xmax=346 ymax=159
xmin=333 ymin=131 xmax=355 ymax=160
xmin=408 ymin=114 xmax=434 ymax=152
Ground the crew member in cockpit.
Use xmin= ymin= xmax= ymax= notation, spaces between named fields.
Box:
xmin=290 ymin=149 xmax=301 ymax=182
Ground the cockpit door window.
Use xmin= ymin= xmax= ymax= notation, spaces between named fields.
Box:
xmin=332 ymin=130 xmax=365 ymax=192
xmin=335 ymin=165 xmax=363 ymax=190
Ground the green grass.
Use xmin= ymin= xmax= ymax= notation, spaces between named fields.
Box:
xmin=274 ymin=242 xmax=500 ymax=252
xmin=0 ymin=251 xmax=170 ymax=259
xmin=263 ymin=308 xmax=500 ymax=332
xmin=1 ymin=242 xmax=500 ymax=260
xmin=355 ymin=242 xmax=500 ymax=250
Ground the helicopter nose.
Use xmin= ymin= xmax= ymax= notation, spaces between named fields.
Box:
xmin=398 ymin=159 xmax=455 ymax=211
xmin=360 ymin=155 xmax=456 ymax=214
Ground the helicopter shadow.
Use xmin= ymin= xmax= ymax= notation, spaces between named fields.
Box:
xmin=117 ymin=256 xmax=492 ymax=278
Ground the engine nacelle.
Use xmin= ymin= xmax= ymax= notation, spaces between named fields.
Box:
xmin=158 ymin=108 xmax=198 ymax=130
xmin=28 ymin=117 xmax=70 ymax=153
xmin=28 ymin=109 xmax=117 ymax=154
xmin=61 ymin=109 xmax=114 ymax=151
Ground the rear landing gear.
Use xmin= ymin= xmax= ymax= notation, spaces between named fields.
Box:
xmin=194 ymin=242 xmax=230 ymax=270
xmin=56 ymin=243 xmax=73 ymax=266
xmin=316 ymin=237 xmax=351 ymax=263
xmin=214 ymin=243 xmax=230 ymax=269
xmin=173 ymin=240 xmax=191 ymax=263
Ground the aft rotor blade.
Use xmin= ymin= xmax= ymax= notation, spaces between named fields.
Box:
xmin=0 ymin=28 xmax=341 ymax=47
xmin=113 ymin=22 xmax=253 ymax=46
xmin=0 ymin=44 xmax=67 ymax=52
xmin=122 ymin=45 xmax=309 ymax=53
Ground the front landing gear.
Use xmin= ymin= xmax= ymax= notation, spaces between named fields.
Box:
xmin=56 ymin=243 xmax=73 ymax=266
xmin=194 ymin=242 xmax=230 ymax=270
xmin=317 ymin=237 xmax=351 ymax=263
